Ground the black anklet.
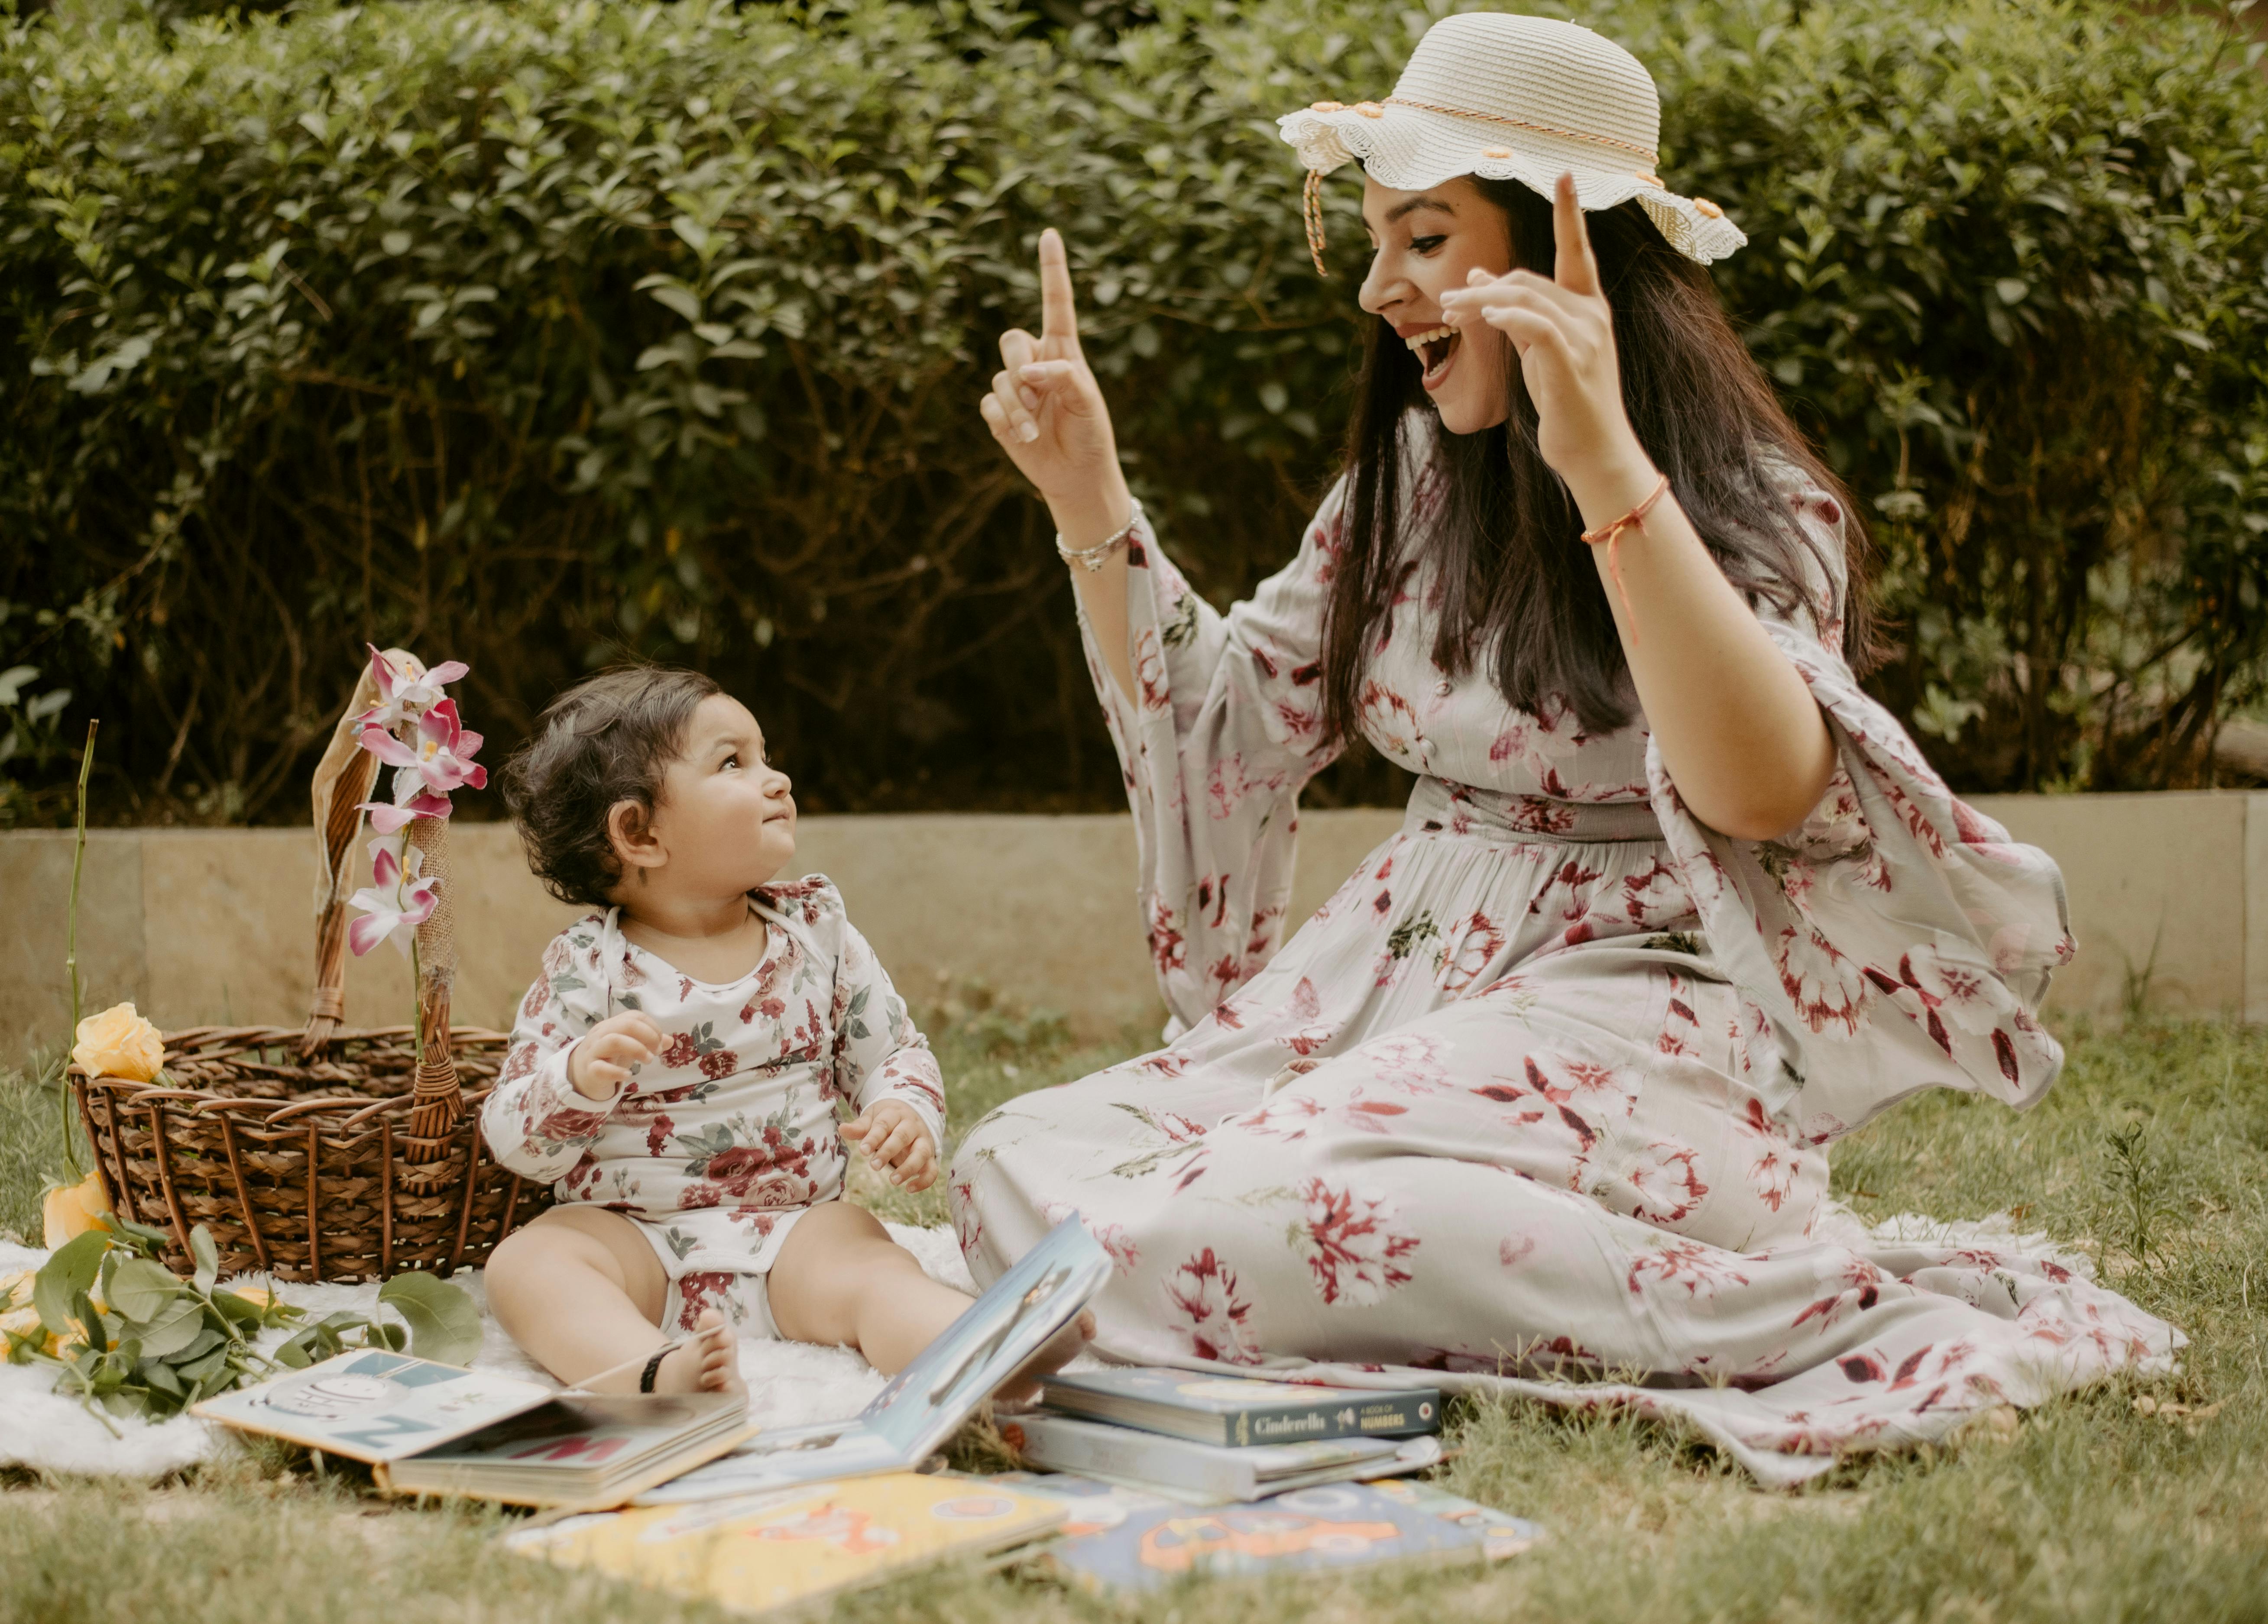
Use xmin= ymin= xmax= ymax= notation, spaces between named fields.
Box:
xmin=638 ymin=1347 xmax=670 ymax=1394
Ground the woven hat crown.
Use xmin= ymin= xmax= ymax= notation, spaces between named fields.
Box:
xmin=1394 ymin=12 xmax=1661 ymax=166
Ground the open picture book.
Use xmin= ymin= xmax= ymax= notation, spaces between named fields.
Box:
xmin=633 ymin=1214 xmax=1111 ymax=1505
xmin=191 ymin=1348 xmax=752 ymax=1508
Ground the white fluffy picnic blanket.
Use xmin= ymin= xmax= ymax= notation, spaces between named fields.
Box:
xmin=0 ymin=1223 xmax=979 ymax=1480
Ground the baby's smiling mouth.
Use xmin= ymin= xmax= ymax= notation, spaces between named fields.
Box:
xmin=1405 ymin=324 xmax=1460 ymax=384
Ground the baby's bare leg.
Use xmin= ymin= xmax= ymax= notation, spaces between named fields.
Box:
xmin=766 ymin=1202 xmax=974 ymax=1374
xmin=485 ymin=1206 xmax=743 ymax=1398
xmin=765 ymin=1201 xmax=1091 ymax=1394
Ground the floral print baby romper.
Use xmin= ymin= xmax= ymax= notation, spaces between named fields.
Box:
xmin=951 ymin=452 xmax=2181 ymax=1484
xmin=484 ymin=877 xmax=944 ymax=1336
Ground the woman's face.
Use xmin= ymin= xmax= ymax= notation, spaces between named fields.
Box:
xmin=1357 ymin=175 xmax=1516 ymax=436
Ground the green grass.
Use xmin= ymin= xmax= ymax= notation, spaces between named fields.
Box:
xmin=5 ymin=1009 xmax=2266 ymax=1623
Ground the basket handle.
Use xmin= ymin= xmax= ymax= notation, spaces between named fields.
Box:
xmin=301 ymin=657 xmax=390 ymax=1055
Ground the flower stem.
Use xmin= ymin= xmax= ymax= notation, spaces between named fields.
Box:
xmin=60 ymin=718 xmax=98 ymax=1182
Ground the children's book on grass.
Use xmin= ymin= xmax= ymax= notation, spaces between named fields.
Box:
xmin=507 ymin=1470 xmax=1069 ymax=1616
xmin=191 ymin=1349 xmax=751 ymax=1508
xmin=635 ymin=1215 xmax=1111 ymax=1505
xmin=1038 ymin=1366 xmax=1442 ymax=1447
xmin=1041 ymin=1478 xmax=1499 ymax=1594
xmin=999 ymin=1411 xmax=1445 ymax=1504
xmin=977 ymin=1471 xmax=1179 ymax=1536
xmin=1361 ymin=1477 xmax=1545 ymax=1561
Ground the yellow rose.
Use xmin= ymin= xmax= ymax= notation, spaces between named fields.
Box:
xmin=0 ymin=1269 xmax=30 ymax=1311
xmin=232 ymin=1286 xmax=273 ymax=1309
xmin=42 ymin=1169 xmax=113 ymax=1249
xmin=72 ymin=1002 xmax=166 ymax=1082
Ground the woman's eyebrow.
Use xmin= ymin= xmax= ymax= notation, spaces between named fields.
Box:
xmin=1364 ymin=195 xmax=1458 ymax=233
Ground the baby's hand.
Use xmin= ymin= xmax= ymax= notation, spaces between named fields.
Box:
xmin=842 ymin=1100 xmax=938 ymax=1191
xmin=567 ymin=1012 xmax=664 ymax=1100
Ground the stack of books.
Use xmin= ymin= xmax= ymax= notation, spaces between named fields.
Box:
xmin=190 ymin=1216 xmax=1538 ymax=1612
xmin=1006 ymin=1365 xmax=1448 ymax=1503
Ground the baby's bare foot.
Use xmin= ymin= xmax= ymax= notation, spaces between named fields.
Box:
xmin=655 ymin=1309 xmax=747 ymax=1400
xmin=994 ymin=1308 xmax=1096 ymax=1406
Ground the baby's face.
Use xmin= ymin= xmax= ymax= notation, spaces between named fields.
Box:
xmin=646 ymin=694 xmax=797 ymax=893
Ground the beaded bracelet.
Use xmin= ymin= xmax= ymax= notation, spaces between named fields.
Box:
xmin=1578 ymin=472 xmax=1671 ymax=647
xmin=1057 ymin=497 xmax=1144 ymax=573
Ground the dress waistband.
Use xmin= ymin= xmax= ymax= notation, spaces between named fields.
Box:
xmin=1401 ymin=776 xmax=1665 ymax=845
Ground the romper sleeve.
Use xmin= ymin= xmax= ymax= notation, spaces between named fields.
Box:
xmin=480 ymin=912 xmax=622 ymax=1182
xmin=816 ymin=887 xmax=947 ymax=1155
xmin=1082 ymin=484 xmax=1349 ymax=1037
xmin=1647 ymin=460 xmax=2076 ymax=1145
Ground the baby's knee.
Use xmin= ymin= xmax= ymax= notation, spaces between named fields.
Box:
xmin=484 ymin=1220 xmax=581 ymax=1304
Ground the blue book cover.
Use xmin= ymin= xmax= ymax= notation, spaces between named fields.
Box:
xmin=1047 ymin=1480 xmax=1487 ymax=1592
xmin=1040 ymin=1366 xmax=1441 ymax=1447
xmin=1362 ymin=1477 xmax=1545 ymax=1561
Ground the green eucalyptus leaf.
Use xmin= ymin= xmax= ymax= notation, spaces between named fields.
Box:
xmin=71 ymin=1289 xmax=106 ymax=1352
xmin=273 ymin=1338 xmax=313 ymax=1370
xmin=173 ymin=1326 xmax=227 ymax=1364
xmin=108 ymin=1257 xmax=183 ymax=1323
xmin=190 ymin=1226 xmax=220 ymax=1293
xmin=176 ymin=1343 xmax=232 ymax=1385
xmin=112 ymin=1216 xmax=172 ymax=1253
xmin=141 ymin=1358 xmax=185 ymax=1398
xmin=376 ymin=1272 xmax=481 ymax=1367
xmin=211 ymin=1290 xmax=263 ymax=1328
xmin=34 ymin=1230 xmax=110 ymax=1336
xmin=135 ymin=1297 xmax=205 ymax=1359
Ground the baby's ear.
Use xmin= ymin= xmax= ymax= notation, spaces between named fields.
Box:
xmin=606 ymin=797 xmax=665 ymax=874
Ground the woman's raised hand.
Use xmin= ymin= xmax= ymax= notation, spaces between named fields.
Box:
xmin=979 ymin=229 xmax=1125 ymax=510
xmin=1437 ymin=172 xmax=1654 ymax=507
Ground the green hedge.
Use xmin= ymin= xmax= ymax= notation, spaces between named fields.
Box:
xmin=3 ymin=0 xmax=2265 ymax=824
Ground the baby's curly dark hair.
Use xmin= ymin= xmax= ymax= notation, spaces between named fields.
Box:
xmin=501 ymin=665 xmax=722 ymax=907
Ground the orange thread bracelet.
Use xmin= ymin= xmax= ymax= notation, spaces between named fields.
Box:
xmin=1579 ymin=472 xmax=1671 ymax=648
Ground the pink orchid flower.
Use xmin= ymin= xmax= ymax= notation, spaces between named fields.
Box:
xmin=346 ymin=837 xmax=440 ymax=957
xmin=359 ymin=697 xmax=489 ymax=795
xmin=353 ymin=644 xmax=470 ymax=731
xmin=355 ymin=791 xmax=455 ymax=835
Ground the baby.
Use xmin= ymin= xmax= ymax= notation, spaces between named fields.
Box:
xmin=481 ymin=666 xmax=1089 ymax=1397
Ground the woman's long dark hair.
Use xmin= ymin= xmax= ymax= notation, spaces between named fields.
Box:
xmin=1321 ymin=178 xmax=1878 ymax=744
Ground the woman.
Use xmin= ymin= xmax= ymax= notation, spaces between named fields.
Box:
xmin=956 ymin=11 xmax=2174 ymax=1482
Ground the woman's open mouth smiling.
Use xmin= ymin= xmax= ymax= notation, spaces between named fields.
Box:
xmin=1406 ymin=323 xmax=1461 ymax=391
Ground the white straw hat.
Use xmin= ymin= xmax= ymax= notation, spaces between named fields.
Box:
xmin=1277 ymin=11 xmax=1746 ymax=271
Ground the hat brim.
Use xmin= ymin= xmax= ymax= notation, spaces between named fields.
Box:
xmin=1279 ymin=103 xmax=1746 ymax=266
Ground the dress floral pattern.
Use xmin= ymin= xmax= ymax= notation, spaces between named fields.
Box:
xmin=951 ymin=456 xmax=2180 ymax=1484
xmin=483 ymin=877 xmax=944 ymax=1332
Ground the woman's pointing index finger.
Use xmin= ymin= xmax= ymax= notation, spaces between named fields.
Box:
xmin=1038 ymin=227 xmax=1083 ymax=353
xmin=1552 ymin=172 xmax=1601 ymax=298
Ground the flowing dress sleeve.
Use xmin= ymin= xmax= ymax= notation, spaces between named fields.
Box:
xmin=1646 ymin=464 xmax=2076 ymax=1145
xmin=480 ymin=912 xmax=620 ymax=1181
xmin=1080 ymin=487 xmax=1349 ymax=1036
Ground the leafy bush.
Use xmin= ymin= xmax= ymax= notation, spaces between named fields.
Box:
xmin=2 ymin=0 xmax=2264 ymax=823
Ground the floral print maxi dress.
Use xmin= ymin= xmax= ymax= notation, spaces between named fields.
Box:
xmin=950 ymin=461 xmax=2180 ymax=1484
xmin=483 ymin=877 xmax=945 ymax=1335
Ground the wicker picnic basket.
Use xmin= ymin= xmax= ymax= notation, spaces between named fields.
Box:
xmin=69 ymin=653 xmax=549 ymax=1283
